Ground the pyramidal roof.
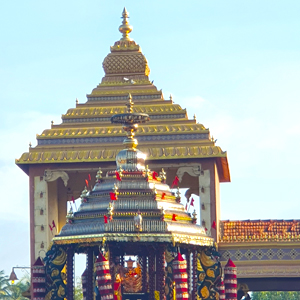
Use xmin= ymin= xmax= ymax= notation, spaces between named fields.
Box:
xmin=16 ymin=8 xmax=230 ymax=182
xmin=54 ymin=96 xmax=213 ymax=246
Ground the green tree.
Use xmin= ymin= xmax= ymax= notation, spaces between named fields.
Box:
xmin=7 ymin=278 xmax=30 ymax=300
xmin=251 ymin=291 xmax=300 ymax=300
xmin=0 ymin=270 xmax=9 ymax=298
xmin=74 ymin=276 xmax=83 ymax=300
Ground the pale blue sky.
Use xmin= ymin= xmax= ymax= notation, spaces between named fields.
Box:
xmin=0 ymin=0 xmax=300 ymax=276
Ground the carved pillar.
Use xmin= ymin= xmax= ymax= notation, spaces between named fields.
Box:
xmin=192 ymin=249 xmax=197 ymax=300
xmin=148 ymin=249 xmax=155 ymax=300
xmin=186 ymin=249 xmax=191 ymax=296
xmin=142 ymin=255 xmax=148 ymax=293
xmin=66 ymin=247 xmax=74 ymax=300
xmin=86 ymin=248 xmax=94 ymax=300
xmin=156 ymin=245 xmax=166 ymax=299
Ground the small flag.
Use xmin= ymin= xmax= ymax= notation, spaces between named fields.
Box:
xmin=49 ymin=225 xmax=53 ymax=232
xmin=152 ymin=171 xmax=158 ymax=180
xmin=190 ymin=198 xmax=195 ymax=206
xmin=71 ymin=196 xmax=75 ymax=203
xmin=205 ymin=227 xmax=208 ymax=232
xmin=161 ymin=192 xmax=166 ymax=199
xmin=211 ymin=220 xmax=216 ymax=230
xmin=110 ymin=192 xmax=118 ymax=201
xmin=104 ymin=215 xmax=108 ymax=224
xmin=88 ymin=174 xmax=91 ymax=181
xmin=52 ymin=220 xmax=56 ymax=228
xmin=171 ymin=176 xmax=179 ymax=188
xmin=172 ymin=214 xmax=177 ymax=221
xmin=85 ymin=179 xmax=89 ymax=188
xmin=185 ymin=203 xmax=188 ymax=210
xmin=116 ymin=171 xmax=122 ymax=181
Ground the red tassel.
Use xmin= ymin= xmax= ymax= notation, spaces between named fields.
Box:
xmin=171 ymin=176 xmax=179 ymax=188
xmin=116 ymin=172 xmax=122 ymax=181
xmin=152 ymin=171 xmax=158 ymax=180
xmin=85 ymin=179 xmax=89 ymax=188
xmin=110 ymin=192 xmax=118 ymax=201
xmin=172 ymin=214 xmax=177 ymax=221
xmin=88 ymin=174 xmax=91 ymax=181
xmin=104 ymin=215 xmax=108 ymax=224
xmin=211 ymin=220 xmax=216 ymax=230
xmin=161 ymin=192 xmax=166 ymax=199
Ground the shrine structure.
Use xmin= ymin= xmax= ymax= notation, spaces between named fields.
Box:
xmin=16 ymin=7 xmax=300 ymax=298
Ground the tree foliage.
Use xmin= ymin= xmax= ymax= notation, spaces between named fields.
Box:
xmin=0 ymin=270 xmax=30 ymax=300
xmin=74 ymin=276 xmax=83 ymax=300
xmin=251 ymin=291 xmax=300 ymax=300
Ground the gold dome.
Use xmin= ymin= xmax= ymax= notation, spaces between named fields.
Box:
xmin=102 ymin=8 xmax=150 ymax=77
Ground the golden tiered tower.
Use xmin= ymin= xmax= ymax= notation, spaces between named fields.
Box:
xmin=16 ymin=8 xmax=230 ymax=267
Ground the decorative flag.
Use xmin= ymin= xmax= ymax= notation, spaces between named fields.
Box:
xmin=161 ymin=192 xmax=166 ymax=199
xmin=224 ymin=259 xmax=237 ymax=300
xmin=185 ymin=203 xmax=188 ymax=211
xmin=85 ymin=179 xmax=89 ymax=188
xmin=171 ymin=176 xmax=179 ymax=188
xmin=49 ymin=224 xmax=53 ymax=232
xmin=211 ymin=220 xmax=216 ymax=230
xmin=190 ymin=198 xmax=195 ymax=206
xmin=205 ymin=227 xmax=208 ymax=232
xmin=172 ymin=214 xmax=177 ymax=221
xmin=110 ymin=192 xmax=118 ymax=201
xmin=152 ymin=171 xmax=158 ymax=180
xmin=52 ymin=220 xmax=56 ymax=229
xmin=104 ymin=215 xmax=108 ymax=224
xmin=88 ymin=174 xmax=91 ymax=181
xmin=71 ymin=196 xmax=75 ymax=203
xmin=116 ymin=171 xmax=122 ymax=181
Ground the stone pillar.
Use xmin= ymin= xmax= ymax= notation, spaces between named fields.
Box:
xmin=33 ymin=176 xmax=49 ymax=261
xmin=176 ymin=166 xmax=216 ymax=239
xmin=86 ymin=248 xmax=94 ymax=300
xmin=66 ymin=247 xmax=74 ymax=300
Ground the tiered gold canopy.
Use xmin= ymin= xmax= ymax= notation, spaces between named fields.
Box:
xmin=54 ymin=94 xmax=213 ymax=247
xmin=16 ymin=7 xmax=230 ymax=182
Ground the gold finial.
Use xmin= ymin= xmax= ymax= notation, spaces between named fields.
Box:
xmin=192 ymin=209 xmax=197 ymax=224
xmin=159 ymin=168 xmax=166 ymax=182
xmin=126 ymin=93 xmax=134 ymax=113
xmin=119 ymin=7 xmax=133 ymax=41
xmin=169 ymin=94 xmax=173 ymax=101
xmin=107 ymin=202 xmax=114 ymax=217
xmin=29 ymin=142 xmax=32 ymax=148
xmin=193 ymin=114 xmax=196 ymax=121
xmin=80 ymin=187 xmax=88 ymax=200
xmin=113 ymin=183 xmax=119 ymax=194
xmin=76 ymin=98 xmax=78 ymax=105
xmin=96 ymin=167 xmax=103 ymax=181
xmin=51 ymin=120 xmax=54 ymax=126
